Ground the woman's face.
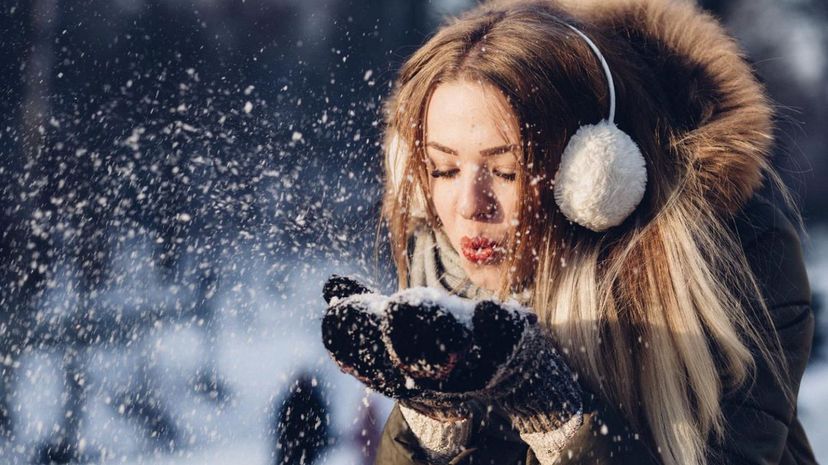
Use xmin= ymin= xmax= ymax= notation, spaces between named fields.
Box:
xmin=424 ymin=79 xmax=521 ymax=292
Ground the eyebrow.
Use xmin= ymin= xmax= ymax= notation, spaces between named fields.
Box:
xmin=426 ymin=141 xmax=516 ymax=157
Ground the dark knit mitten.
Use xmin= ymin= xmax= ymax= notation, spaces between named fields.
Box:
xmin=322 ymin=275 xmax=407 ymax=398
xmin=381 ymin=292 xmax=583 ymax=436
xmin=321 ymin=276 xmax=473 ymax=420
xmin=472 ymin=301 xmax=582 ymax=434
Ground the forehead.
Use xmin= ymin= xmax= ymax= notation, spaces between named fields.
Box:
xmin=425 ymin=79 xmax=519 ymax=149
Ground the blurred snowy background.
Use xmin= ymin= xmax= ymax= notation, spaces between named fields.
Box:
xmin=0 ymin=0 xmax=826 ymax=464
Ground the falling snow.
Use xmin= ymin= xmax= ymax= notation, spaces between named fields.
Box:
xmin=0 ymin=0 xmax=827 ymax=464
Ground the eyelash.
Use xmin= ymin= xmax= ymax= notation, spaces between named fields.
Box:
xmin=429 ymin=169 xmax=516 ymax=182
xmin=429 ymin=169 xmax=458 ymax=179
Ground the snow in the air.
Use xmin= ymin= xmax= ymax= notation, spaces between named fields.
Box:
xmin=0 ymin=1 xmax=826 ymax=465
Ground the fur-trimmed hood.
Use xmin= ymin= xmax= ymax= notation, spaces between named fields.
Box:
xmin=552 ymin=0 xmax=775 ymax=215
xmin=385 ymin=0 xmax=776 ymax=223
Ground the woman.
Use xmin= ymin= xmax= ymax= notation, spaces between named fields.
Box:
xmin=320 ymin=0 xmax=816 ymax=464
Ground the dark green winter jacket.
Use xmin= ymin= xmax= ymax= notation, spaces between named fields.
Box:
xmin=375 ymin=194 xmax=816 ymax=465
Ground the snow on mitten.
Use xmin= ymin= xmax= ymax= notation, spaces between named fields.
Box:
xmin=321 ymin=276 xmax=473 ymax=420
xmin=382 ymin=289 xmax=583 ymax=436
xmin=321 ymin=275 xmax=407 ymax=398
xmin=322 ymin=274 xmax=375 ymax=304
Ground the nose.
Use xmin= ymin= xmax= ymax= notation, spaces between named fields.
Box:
xmin=457 ymin=166 xmax=498 ymax=221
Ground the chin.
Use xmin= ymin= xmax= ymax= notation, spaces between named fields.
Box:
xmin=463 ymin=255 xmax=503 ymax=267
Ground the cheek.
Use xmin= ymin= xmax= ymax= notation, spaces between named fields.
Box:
xmin=494 ymin=184 xmax=520 ymax=219
xmin=429 ymin=182 xmax=454 ymax=222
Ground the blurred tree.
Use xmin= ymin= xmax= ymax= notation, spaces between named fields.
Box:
xmin=0 ymin=0 xmax=58 ymax=442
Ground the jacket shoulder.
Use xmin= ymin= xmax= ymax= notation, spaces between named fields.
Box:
xmin=732 ymin=194 xmax=811 ymax=313
xmin=715 ymin=194 xmax=817 ymax=464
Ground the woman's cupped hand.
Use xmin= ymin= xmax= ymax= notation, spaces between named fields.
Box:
xmin=320 ymin=275 xmax=583 ymax=431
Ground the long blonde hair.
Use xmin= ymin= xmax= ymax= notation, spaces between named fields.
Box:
xmin=378 ymin=1 xmax=796 ymax=465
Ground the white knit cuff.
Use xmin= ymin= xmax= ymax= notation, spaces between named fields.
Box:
xmin=399 ymin=405 xmax=472 ymax=464
xmin=519 ymin=412 xmax=583 ymax=465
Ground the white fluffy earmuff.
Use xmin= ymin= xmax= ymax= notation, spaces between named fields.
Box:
xmin=552 ymin=25 xmax=647 ymax=232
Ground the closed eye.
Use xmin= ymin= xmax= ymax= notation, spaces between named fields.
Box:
xmin=430 ymin=169 xmax=459 ymax=179
xmin=430 ymin=169 xmax=516 ymax=181
xmin=493 ymin=170 xmax=516 ymax=181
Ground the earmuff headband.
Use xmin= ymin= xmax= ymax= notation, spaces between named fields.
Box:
xmin=565 ymin=24 xmax=616 ymax=123
xmin=552 ymin=24 xmax=647 ymax=232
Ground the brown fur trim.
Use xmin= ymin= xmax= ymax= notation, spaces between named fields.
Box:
xmin=556 ymin=0 xmax=774 ymax=214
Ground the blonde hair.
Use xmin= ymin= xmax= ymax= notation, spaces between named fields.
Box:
xmin=378 ymin=2 xmax=796 ymax=465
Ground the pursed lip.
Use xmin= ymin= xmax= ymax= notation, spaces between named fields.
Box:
xmin=460 ymin=235 xmax=503 ymax=264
